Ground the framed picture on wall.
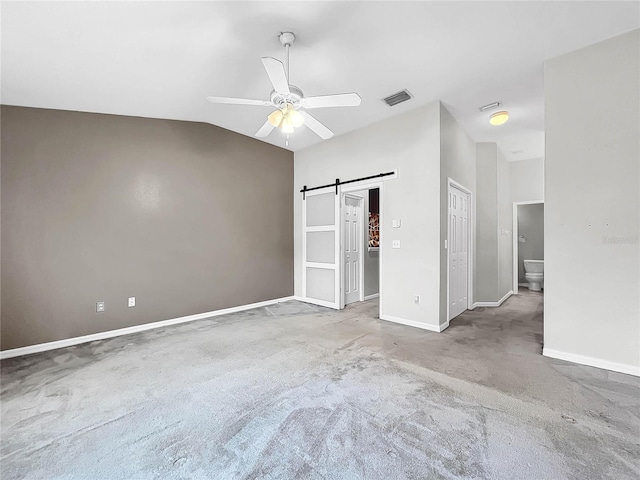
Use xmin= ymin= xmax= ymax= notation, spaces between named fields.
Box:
xmin=369 ymin=212 xmax=379 ymax=250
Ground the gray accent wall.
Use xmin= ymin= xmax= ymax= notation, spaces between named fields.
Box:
xmin=1 ymin=106 xmax=294 ymax=350
xmin=544 ymin=29 xmax=639 ymax=372
xmin=517 ymin=204 xmax=544 ymax=283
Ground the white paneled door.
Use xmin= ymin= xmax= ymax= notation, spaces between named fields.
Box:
xmin=342 ymin=194 xmax=363 ymax=305
xmin=449 ymin=184 xmax=470 ymax=320
xmin=302 ymin=189 xmax=341 ymax=309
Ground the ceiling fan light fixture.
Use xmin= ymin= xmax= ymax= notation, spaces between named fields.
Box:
xmin=281 ymin=120 xmax=295 ymax=134
xmin=268 ymin=109 xmax=284 ymax=127
xmin=489 ymin=111 xmax=509 ymax=126
xmin=274 ymin=104 xmax=304 ymax=133
xmin=289 ymin=108 xmax=304 ymax=128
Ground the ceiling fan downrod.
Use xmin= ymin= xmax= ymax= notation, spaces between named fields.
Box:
xmin=279 ymin=32 xmax=295 ymax=83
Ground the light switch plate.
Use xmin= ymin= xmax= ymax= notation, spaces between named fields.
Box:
xmin=128 ymin=297 xmax=136 ymax=307
xmin=392 ymin=240 xmax=401 ymax=249
xmin=392 ymin=219 xmax=401 ymax=228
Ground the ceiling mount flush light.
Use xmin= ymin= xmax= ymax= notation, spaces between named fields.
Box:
xmin=489 ymin=111 xmax=509 ymax=126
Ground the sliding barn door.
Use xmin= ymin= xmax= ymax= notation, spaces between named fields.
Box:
xmin=302 ymin=189 xmax=341 ymax=309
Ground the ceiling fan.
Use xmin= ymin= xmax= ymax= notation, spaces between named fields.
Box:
xmin=207 ymin=32 xmax=361 ymax=143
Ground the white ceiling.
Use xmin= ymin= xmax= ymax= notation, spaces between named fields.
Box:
xmin=2 ymin=2 xmax=638 ymax=160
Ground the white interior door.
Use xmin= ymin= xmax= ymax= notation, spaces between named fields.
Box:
xmin=343 ymin=194 xmax=363 ymax=305
xmin=449 ymin=184 xmax=469 ymax=320
xmin=302 ymin=189 xmax=341 ymax=309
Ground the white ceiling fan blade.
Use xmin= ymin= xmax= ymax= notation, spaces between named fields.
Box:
xmin=207 ymin=96 xmax=271 ymax=107
xmin=261 ymin=57 xmax=290 ymax=95
xmin=300 ymin=111 xmax=334 ymax=139
xmin=301 ymin=93 xmax=362 ymax=109
xmin=255 ymin=120 xmax=275 ymax=138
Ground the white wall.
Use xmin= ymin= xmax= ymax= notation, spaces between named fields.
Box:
xmin=497 ymin=148 xmax=513 ymax=297
xmin=475 ymin=143 xmax=512 ymax=302
xmin=475 ymin=143 xmax=499 ymax=302
xmin=295 ymin=102 xmax=442 ymax=329
xmin=509 ymin=157 xmax=544 ymax=203
xmin=544 ymin=29 xmax=639 ymax=375
xmin=439 ymin=104 xmax=476 ymax=323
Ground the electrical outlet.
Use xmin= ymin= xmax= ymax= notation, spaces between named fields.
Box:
xmin=96 ymin=301 xmax=105 ymax=313
xmin=392 ymin=240 xmax=401 ymax=249
xmin=414 ymin=295 xmax=420 ymax=304
xmin=128 ymin=297 xmax=136 ymax=307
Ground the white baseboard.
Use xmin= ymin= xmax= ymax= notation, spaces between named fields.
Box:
xmin=380 ymin=314 xmax=448 ymax=333
xmin=473 ymin=290 xmax=513 ymax=308
xmin=0 ymin=296 xmax=295 ymax=360
xmin=364 ymin=293 xmax=380 ymax=301
xmin=543 ymin=348 xmax=640 ymax=377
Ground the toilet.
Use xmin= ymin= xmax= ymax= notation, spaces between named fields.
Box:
xmin=524 ymin=260 xmax=544 ymax=291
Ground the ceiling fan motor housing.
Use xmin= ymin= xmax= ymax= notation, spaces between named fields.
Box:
xmin=271 ymin=85 xmax=303 ymax=109
xmin=279 ymin=32 xmax=296 ymax=46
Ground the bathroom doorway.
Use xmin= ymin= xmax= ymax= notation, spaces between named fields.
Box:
xmin=340 ymin=185 xmax=381 ymax=308
xmin=513 ymin=201 xmax=544 ymax=293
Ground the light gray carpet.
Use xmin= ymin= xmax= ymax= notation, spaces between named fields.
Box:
xmin=1 ymin=290 xmax=639 ymax=479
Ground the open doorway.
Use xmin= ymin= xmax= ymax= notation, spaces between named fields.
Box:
xmin=341 ymin=187 xmax=380 ymax=307
xmin=513 ymin=202 xmax=544 ymax=293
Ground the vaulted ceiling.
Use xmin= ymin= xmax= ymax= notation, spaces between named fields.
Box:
xmin=2 ymin=2 xmax=638 ymax=160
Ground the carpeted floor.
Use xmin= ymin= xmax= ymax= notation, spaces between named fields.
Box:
xmin=1 ymin=289 xmax=639 ymax=479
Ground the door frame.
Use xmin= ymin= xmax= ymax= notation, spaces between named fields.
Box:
xmin=340 ymin=179 xmax=386 ymax=314
xmin=341 ymin=192 xmax=366 ymax=307
xmin=512 ymin=200 xmax=544 ymax=293
xmin=447 ymin=178 xmax=474 ymax=321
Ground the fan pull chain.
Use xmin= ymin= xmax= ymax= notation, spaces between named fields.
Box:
xmin=286 ymin=134 xmax=290 ymax=147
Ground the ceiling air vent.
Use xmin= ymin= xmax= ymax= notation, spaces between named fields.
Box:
xmin=479 ymin=101 xmax=502 ymax=112
xmin=383 ymin=89 xmax=413 ymax=107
